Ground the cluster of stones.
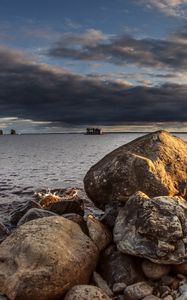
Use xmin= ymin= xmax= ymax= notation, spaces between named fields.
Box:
xmin=1 ymin=130 xmax=187 ymax=300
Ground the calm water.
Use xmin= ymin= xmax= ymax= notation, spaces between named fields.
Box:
xmin=0 ymin=133 xmax=186 ymax=203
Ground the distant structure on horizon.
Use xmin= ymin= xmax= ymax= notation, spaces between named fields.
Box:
xmin=10 ymin=129 xmax=16 ymax=135
xmin=0 ymin=129 xmax=3 ymax=135
xmin=86 ymin=128 xmax=102 ymax=135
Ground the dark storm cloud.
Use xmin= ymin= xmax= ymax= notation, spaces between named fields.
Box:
xmin=48 ymin=29 xmax=187 ymax=70
xmin=1 ymin=46 xmax=187 ymax=125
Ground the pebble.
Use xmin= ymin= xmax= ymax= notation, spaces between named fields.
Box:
xmin=142 ymin=295 xmax=161 ymax=300
xmin=113 ymin=283 xmax=127 ymax=294
xmin=124 ymin=282 xmax=154 ymax=300
xmin=142 ymin=260 xmax=170 ymax=280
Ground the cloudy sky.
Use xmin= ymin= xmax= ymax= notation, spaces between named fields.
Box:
xmin=1 ymin=0 xmax=187 ymax=133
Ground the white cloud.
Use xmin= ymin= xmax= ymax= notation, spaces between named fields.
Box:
xmin=139 ymin=0 xmax=187 ymax=17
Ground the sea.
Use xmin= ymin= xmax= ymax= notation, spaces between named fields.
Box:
xmin=0 ymin=132 xmax=187 ymax=204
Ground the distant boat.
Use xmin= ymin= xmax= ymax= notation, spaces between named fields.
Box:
xmin=85 ymin=128 xmax=102 ymax=135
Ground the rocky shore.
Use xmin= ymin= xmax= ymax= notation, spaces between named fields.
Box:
xmin=1 ymin=130 xmax=187 ymax=299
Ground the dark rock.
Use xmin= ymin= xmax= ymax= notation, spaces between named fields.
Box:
xmin=84 ymin=131 xmax=187 ymax=208
xmin=0 ymin=216 xmax=99 ymax=300
xmin=173 ymin=263 xmax=187 ymax=276
xmin=98 ymin=244 xmax=144 ymax=287
xmin=17 ymin=208 xmax=57 ymax=226
xmin=64 ymin=285 xmax=112 ymax=300
xmin=124 ymin=282 xmax=154 ymax=300
xmin=10 ymin=200 xmax=41 ymax=225
xmin=100 ymin=205 xmax=120 ymax=228
xmin=114 ymin=191 xmax=187 ymax=264
xmin=87 ymin=216 xmax=112 ymax=252
xmin=160 ymin=276 xmax=175 ymax=286
xmin=93 ymin=272 xmax=113 ymax=297
xmin=47 ymin=199 xmax=84 ymax=216
xmin=142 ymin=260 xmax=170 ymax=280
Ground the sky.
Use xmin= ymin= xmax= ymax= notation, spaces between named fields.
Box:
xmin=1 ymin=0 xmax=187 ymax=133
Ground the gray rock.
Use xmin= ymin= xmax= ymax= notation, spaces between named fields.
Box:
xmin=17 ymin=208 xmax=57 ymax=226
xmin=64 ymin=285 xmax=112 ymax=300
xmin=98 ymin=244 xmax=144 ymax=287
xmin=113 ymin=283 xmax=127 ymax=294
xmin=179 ymin=285 xmax=187 ymax=293
xmin=84 ymin=131 xmax=187 ymax=208
xmin=93 ymin=272 xmax=113 ymax=297
xmin=114 ymin=191 xmax=187 ymax=264
xmin=10 ymin=200 xmax=41 ymax=225
xmin=176 ymin=292 xmax=187 ymax=300
xmin=142 ymin=260 xmax=170 ymax=280
xmin=124 ymin=282 xmax=154 ymax=300
xmin=0 ymin=216 xmax=99 ymax=300
xmin=87 ymin=217 xmax=112 ymax=252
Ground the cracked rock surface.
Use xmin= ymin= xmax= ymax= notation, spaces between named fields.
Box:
xmin=114 ymin=191 xmax=187 ymax=264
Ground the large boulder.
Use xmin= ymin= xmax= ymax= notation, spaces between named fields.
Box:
xmin=84 ymin=131 xmax=187 ymax=208
xmin=114 ymin=191 xmax=187 ymax=264
xmin=0 ymin=216 xmax=99 ymax=300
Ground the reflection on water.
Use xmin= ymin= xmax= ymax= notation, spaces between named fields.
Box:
xmin=0 ymin=133 xmax=186 ymax=203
